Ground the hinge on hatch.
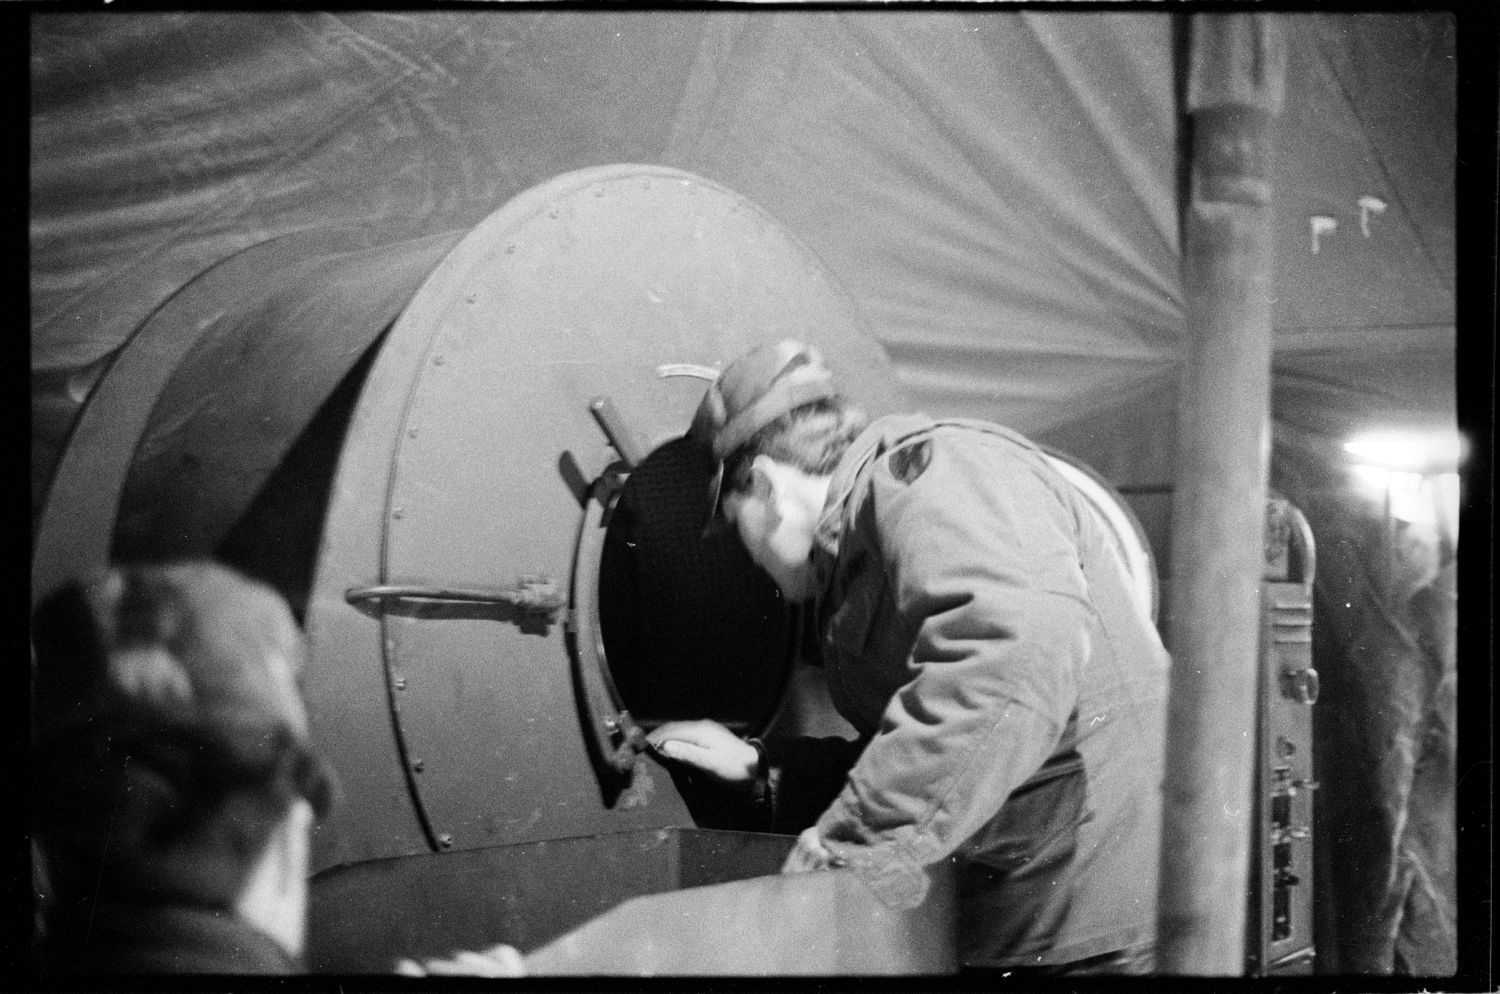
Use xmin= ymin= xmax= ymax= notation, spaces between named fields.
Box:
xmin=601 ymin=708 xmax=653 ymax=774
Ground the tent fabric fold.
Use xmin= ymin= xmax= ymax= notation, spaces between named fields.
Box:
xmin=31 ymin=12 xmax=1455 ymax=491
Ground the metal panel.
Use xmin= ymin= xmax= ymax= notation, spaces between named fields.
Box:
xmin=313 ymin=164 xmax=906 ymax=861
xmin=525 ymin=858 xmax=957 ymax=975
xmin=306 ymin=827 xmax=956 ymax=976
xmin=306 ymin=828 xmax=794 ymax=971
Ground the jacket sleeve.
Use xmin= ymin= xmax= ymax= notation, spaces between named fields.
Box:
xmin=813 ymin=432 xmax=1093 ymax=909
xmin=758 ymin=734 xmax=868 ymax=834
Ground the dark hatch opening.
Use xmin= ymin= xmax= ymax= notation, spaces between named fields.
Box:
xmin=596 ymin=436 xmax=793 ymax=736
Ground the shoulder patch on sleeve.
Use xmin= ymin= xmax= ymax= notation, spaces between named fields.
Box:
xmin=887 ymin=439 xmax=932 ymax=484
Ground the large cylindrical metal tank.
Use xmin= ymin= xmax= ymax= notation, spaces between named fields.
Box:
xmin=34 ymin=164 xmax=1159 ymax=974
xmin=33 ymin=165 xmax=952 ymax=973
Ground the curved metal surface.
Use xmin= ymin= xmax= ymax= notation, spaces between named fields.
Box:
xmin=36 ymin=224 xmax=468 ymax=870
xmin=571 ymin=470 xmax=639 ymax=776
xmin=524 ymin=862 xmax=956 ymax=975
xmin=111 ymin=230 xmax=465 ymax=563
xmin=1286 ymin=499 xmax=1315 ymax=588
xmin=306 ymin=163 xmax=907 ymax=865
xmin=307 ymin=828 xmax=798 ymax=972
xmin=31 ymin=225 xmax=454 ymax=607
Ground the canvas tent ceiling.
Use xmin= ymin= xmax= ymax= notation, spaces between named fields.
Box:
xmin=30 ymin=10 xmax=1460 ymax=519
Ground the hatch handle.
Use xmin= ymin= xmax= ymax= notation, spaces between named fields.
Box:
xmin=603 ymin=709 xmax=654 ymax=774
xmin=589 ymin=395 xmax=647 ymax=470
xmin=346 ymin=577 xmax=567 ymax=621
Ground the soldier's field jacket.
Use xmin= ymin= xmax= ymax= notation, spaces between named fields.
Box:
xmin=761 ymin=414 xmax=1170 ymax=969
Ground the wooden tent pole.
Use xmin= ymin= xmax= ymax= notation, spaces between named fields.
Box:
xmin=1157 ymin=13 xmax=1286 ymax=975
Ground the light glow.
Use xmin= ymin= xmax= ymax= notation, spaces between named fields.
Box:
xmin=1344 ymin=428 xmax=1463 ymax=541
xmin=1343 ymin=429 xmax=1466 ymax=474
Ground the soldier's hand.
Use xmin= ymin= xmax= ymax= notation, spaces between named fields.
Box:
xmin=782 ymin=826 xmax=848 ymax=873
xmin=394 ymin=943 xmax=526 ymax=976
xmin=647 ymin=719 xmax=758 ymax=786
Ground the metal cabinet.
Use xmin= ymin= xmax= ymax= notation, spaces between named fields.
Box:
xmin=1247 ymin=496 xmax=1318 ymax=974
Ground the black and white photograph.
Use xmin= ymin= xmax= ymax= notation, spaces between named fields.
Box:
xmin=25 ymin=5 xmax=1491 ymax=987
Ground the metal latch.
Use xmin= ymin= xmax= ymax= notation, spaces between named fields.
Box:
xmin=601 ymin=709 xmax=653 ymax=774
xmin=346 ymin=576 xmax=567 ymax=630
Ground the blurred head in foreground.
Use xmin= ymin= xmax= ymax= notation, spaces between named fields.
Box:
xmin=31 ymin=560 xmax=334 ymax=974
